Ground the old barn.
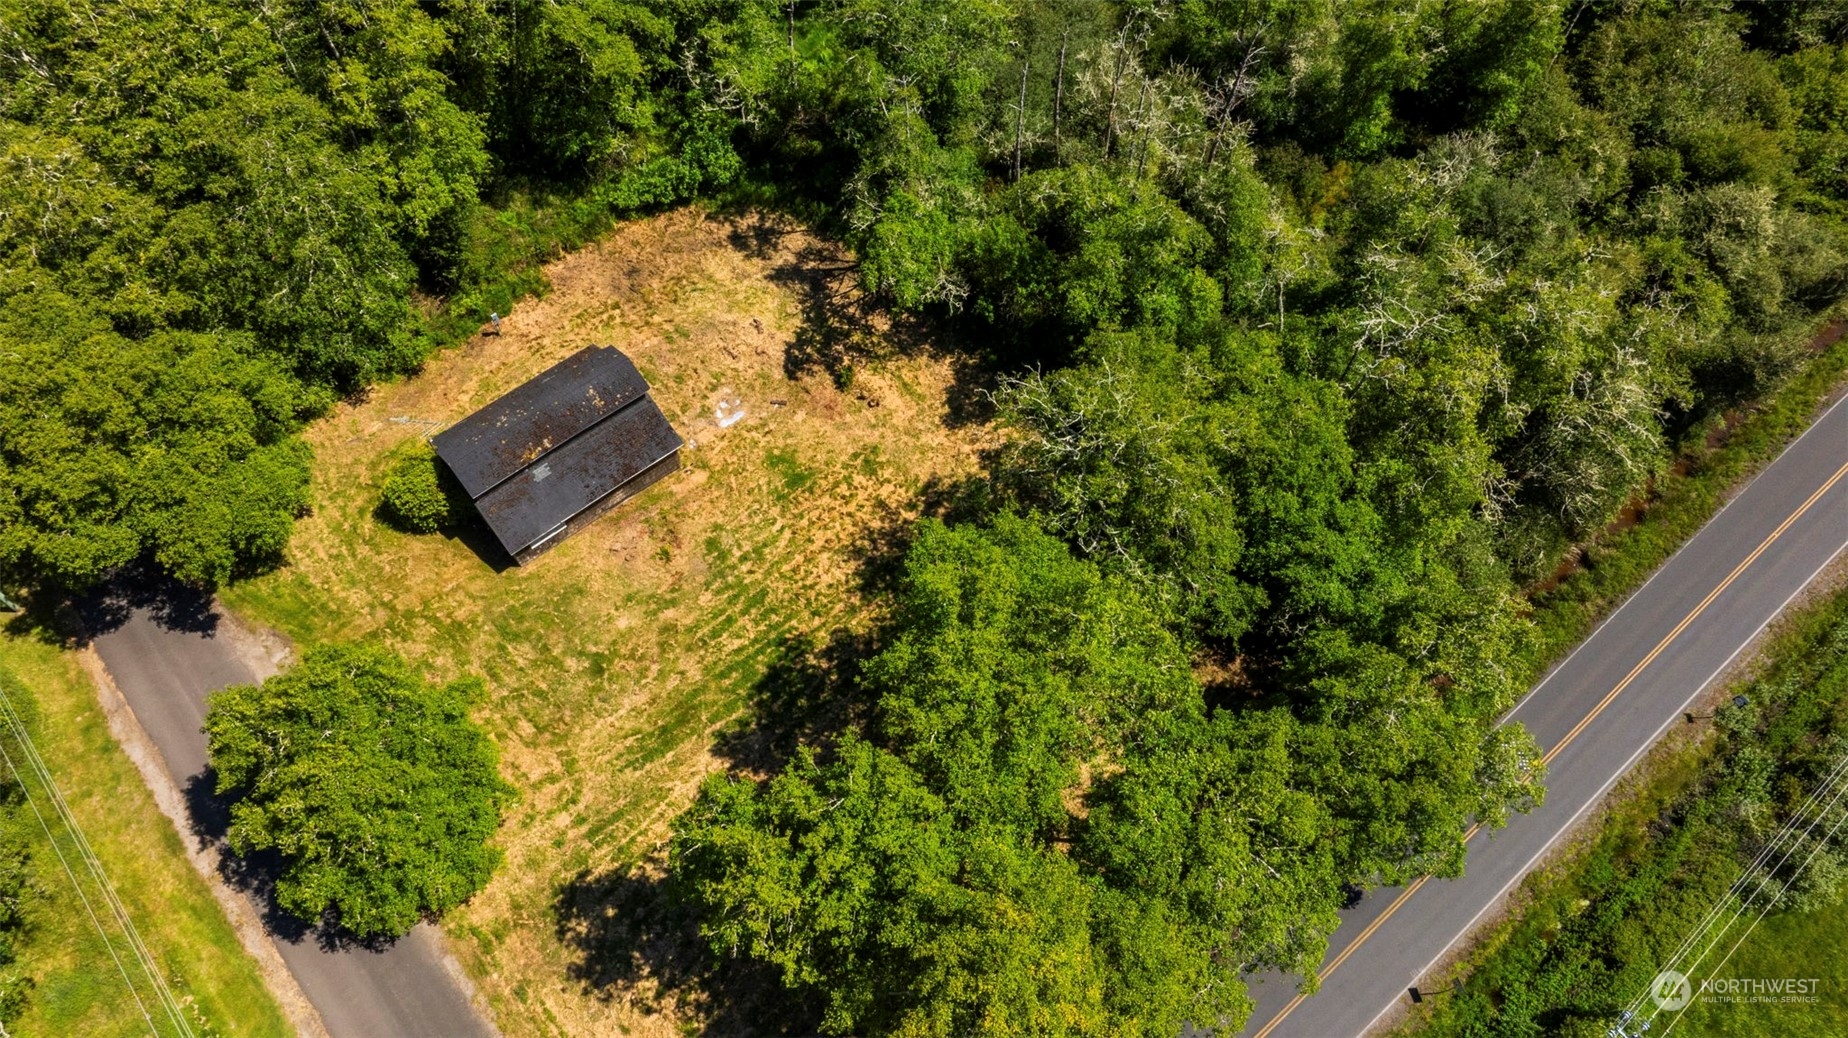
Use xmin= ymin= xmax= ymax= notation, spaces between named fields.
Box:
xmin=433 ymin=346 xmax=683 ymax=564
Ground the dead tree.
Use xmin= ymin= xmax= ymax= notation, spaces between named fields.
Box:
xmin=1204 ymin=28 xmax=1266 ymax=172
xmin=1052 ymin=35 xmax=1068 ymax=163
xmin=1013 ymin=56 xmax=1030 ymax=180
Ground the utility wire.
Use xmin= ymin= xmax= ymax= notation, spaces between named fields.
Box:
xmin=0 ymin=680 xmax=196 ymax=1038
xmin=1622 ymin=744 xmax=1848 ymax=1032
xmin=1654 ymin=754 xmax=1848 ymax=1010
xmin=0 ymin=726 xmax=157 ymax=1035
xmin=0 ymin=687 xmax=196 ymax=1037
xmin=1660 ymin=773 xmax=1848 ymax=1037
xmin=1623 ymin=748 xmax=1848 ymax=1020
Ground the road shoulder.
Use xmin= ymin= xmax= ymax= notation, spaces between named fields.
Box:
xmin=79 ymin=647 xmax=331 ymax=1038
xmin=1381 ymin=546 xmax=1848 ymax=1037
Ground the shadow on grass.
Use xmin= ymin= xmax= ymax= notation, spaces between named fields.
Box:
xmin=548 ymin=216 xmax=1012 ymax=1029
xmin=711 ymin=628 xmax=875 ymax=776
xmin=552 ymin=864 xmax=823 ymax=1035
xmin=373 ymin=455 xmax=517 ymax=574
xmin=722 ymin=212 xmax=997 ymax=432
xmin=550 ymin=629 xmax=886 ymax=1030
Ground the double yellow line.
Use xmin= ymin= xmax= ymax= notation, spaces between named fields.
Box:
xmin=1251 ymin=456 xmax=1848 ymax=1038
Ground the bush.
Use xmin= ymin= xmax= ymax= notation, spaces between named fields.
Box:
xmin=379 ymin=447 xmax=456 ymax=534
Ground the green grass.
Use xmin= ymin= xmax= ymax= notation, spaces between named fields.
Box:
xmin=764 ymin=447 xmax=818 ymax=497
xmin=0 ymin=636 xmax=290 ymax=1038
xmin=1671 ymin=903 xmax=1848 ymax=1036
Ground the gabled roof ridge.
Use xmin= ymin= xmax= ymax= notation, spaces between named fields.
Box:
xmin=485 ymin=381 xmax=657 ymax=496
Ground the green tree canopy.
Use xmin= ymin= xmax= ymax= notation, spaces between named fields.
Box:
xmin=671 ymin=516 xmax=1541 ymax=1035
xmin=205 ymin=645 xmax=511 ymax=938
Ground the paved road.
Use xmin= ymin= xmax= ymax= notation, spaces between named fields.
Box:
xmin=90 ymin=600 xmax=497 ymax=1038
xmin=1241 ymin=389 xmax=1848 ymax=1037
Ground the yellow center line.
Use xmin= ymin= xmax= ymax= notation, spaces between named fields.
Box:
xmin=1251 ymin=877 xmax=1435 ymax=1038
xmin=1247 ymin=455 xmax=1848 ymax=1038
xmin=1541 ymin=456 xmax=1848 ymax=767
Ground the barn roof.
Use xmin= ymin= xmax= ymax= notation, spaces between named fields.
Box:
xmin=432 ymin=345 xmax=683 ymax=559
xmin=473 ymin=395 xmax=683 ymax=556
xmin=432 ymin=346 xmax=652 ymax=499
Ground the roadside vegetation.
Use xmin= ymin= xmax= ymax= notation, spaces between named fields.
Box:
xmin=1518 ymin=315 xmax=1848 ymax=682
xmin=1398 ymin=581 xmax=1848 ymax=1038
xmin=5 ymin=0 xmax=1848 ymax=1035
xmin=0 ymin=637 xmax=289 ymax=1037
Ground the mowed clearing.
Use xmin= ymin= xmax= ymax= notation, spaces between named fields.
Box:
xmin=218 ymin=208 xmax=994 ymax=1036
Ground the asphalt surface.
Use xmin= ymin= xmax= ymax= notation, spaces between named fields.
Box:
xmin=90 ymin=600 xmax=496 ymax=1038
xmin=1241 ymin=389 xmax=1848 ymax=1038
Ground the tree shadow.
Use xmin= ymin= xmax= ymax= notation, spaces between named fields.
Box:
xmin=552 ymin=622 xmax=884 ymax=1029
xmin=2 ymin=592 xmax=83 ymax=646
xmin=723 ymin=211 xmax=802 ymax=263
xmin=68 ymin=567 xmax=222 ymax=641
xmin=722 ymin=213 xmax=998 ymax=432
xmin=765 ymin=239 xmax=886 ymax=390
xmin=10 ymin=561 xmax=258 ymax=647
xmin=367 ymin=495 xmax=518 ymax=574
xmin=183 ymin=767 xmax=416 ymax=953
xmin=553 ymin=863 xmax=823 ymax=1035
xmin=711 ymin=628 xmax=876 ymax=777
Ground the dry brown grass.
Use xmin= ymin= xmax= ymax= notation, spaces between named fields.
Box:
xmin=219 ymin=207 xmax=995 ymax=1036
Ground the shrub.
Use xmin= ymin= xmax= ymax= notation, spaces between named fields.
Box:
xmin=379 ymin=447 xmax=456 ymax=533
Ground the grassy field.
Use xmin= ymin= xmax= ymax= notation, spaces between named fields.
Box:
xmin=218 ymin=207 xmax=993 ymax=1036
xmin=0 ymin=636 xmax=290 ymax=1038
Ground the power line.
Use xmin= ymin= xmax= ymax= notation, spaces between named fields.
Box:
xmin=1654 ymin=752 xmax=1848 ymax=1011
xmin=0 ymin=679 xmax=196 ymax=1038
xmin=1662 ymin=763 xmax=1848 ymax=1037
xmin=1623 ymin=748 xmax=1848 ymax=1020
xmin=1620 ymin=743 xmax=1848 ymax=1034
xmin=0 ymin=734 xmax=156 ymax=1036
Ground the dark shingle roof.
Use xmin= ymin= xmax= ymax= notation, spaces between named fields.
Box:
xmin=471 ymin=395 xmax=683 ymax=555
xmin=431 ymin=346 xmax=651 ymax=499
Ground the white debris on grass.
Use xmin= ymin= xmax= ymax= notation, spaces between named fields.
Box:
xmin=715 ymin=395 xmax=746 ymax=428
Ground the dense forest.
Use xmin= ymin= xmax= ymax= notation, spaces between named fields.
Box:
xmin=5 ymin=0 xmax=1848 ymax=1033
